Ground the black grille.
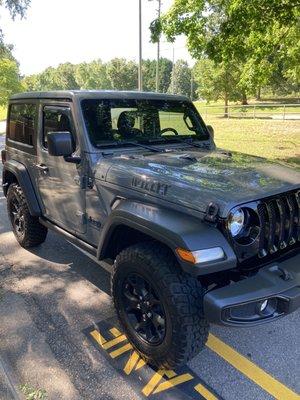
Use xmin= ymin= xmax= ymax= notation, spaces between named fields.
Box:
xmin=257 ymin=191 xmax=300 ymax=258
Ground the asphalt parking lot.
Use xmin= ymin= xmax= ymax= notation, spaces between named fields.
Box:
xmin=0 ymin=138 xmax=299 ymax=400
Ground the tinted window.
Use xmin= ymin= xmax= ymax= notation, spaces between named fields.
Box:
xmin=43 ymin=108 xmax=74 ymax=149
xmin=81 ymin=99 xmax=209 ymax=147
xmin=8 ymin=103 xmax=37 ymax=146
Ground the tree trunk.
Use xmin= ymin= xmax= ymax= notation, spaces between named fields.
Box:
xmin=256 ymin=86 xmax=261 ymax=101
xmin=241 ymin=92 xmax=248 ymax=105
xmin=224 ymin=92 xmax=229 ymax=118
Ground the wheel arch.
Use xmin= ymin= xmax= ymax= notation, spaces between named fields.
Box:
xmin=3 ymin=160 xmax=42 ymax=216
xmin=99 ymin=223 xmax=175 ymax=263
xmin=97 ymin=200 xmax=237 ymax=275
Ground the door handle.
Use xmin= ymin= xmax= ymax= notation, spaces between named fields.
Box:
xmin=36 ymin=163 xmax=49 ymax=173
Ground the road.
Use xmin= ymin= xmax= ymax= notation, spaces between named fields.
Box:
xmin=0 ymin=138 xmax=299 ymax=400
xmin=0 ymin=120 xmax=6 ymax=134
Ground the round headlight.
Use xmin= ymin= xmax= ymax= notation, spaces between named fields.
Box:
xmin=228 ymin=209 xmax=245 ymax=237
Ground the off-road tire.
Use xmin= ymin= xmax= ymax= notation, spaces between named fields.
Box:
xmin=111 ymin=242 xmax=209 ymax=369
xmin=7 ymin=183 xmax=47 ymax=248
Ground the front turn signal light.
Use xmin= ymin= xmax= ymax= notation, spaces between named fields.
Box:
xmin=176 ymin=247 xmax=225 ymax=264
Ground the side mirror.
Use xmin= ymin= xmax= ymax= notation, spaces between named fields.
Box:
xmin=47 ymin=131 xmax=73 ymax=157
xmin=206 ymin=125 xmax=214 ymax=139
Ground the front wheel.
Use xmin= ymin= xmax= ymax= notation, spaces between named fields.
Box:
xmin=111 ymin=242 xmax=209 ymax=369
xmin=7 ymin=183 xmax=48 ymax=248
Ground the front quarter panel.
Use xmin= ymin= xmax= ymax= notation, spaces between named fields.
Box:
xmin=98 ymin=200 xmax=237 ymax=276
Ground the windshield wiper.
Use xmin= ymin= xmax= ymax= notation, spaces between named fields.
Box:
xmin=168 ymin=137 xmax=210 ymax=150
xmin=96 ymin=140 xmax=166 ymax=153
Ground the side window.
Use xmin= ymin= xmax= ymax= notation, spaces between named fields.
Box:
xmin=8 ymin=103 xmax=37 ymax=146
xmin=43 ymin=108 xmax=74 ymax=149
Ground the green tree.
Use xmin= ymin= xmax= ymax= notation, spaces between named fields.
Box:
xmin=168 ymin=59 xmax=191 ymax=97
xmin=143 ymin=58 xmax=173 ymax=93
xmin=24 ymin=63 xmax=80 ymax=91
xmin=142 ymin=59 xmax=157 ymax=92
xmin=193 ymin=59 xmax=241 ymax=116
xmin=0 ymin=0 xmax=30 ymax=20
xmin=0 ymin=0 xmax=31 ymax=46
xmin=158 ymin=58 xmax=173 ymax=93
xmin=75 ymin=60 xmax=111 ymax=90
xmin=22 ymin=74 xmax=40 ymax=91
xmin=106 ymin=58 xmax=138 ymax=90
xmin=0 ymin=58 xmax=23 ymax=105
xmin=151 ymin=0 xmax=300 ymax=100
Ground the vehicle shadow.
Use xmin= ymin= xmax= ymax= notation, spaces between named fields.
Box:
xmin=27 ymin=231 xmax=111 ymax=296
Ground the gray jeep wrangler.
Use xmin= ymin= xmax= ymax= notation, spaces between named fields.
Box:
xmin=2 ymin=91 xmax=300 ymax=368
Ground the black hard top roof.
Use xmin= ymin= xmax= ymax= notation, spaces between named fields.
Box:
xmin=10 ymin=90 xmax=190 ymax=102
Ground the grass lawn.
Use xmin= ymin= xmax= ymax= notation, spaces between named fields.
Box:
xmin=203 ymin=116 xmax=300 ymax=168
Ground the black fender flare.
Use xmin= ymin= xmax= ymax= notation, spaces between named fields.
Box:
xmin=2 ymin=160 xmax=42 ymax=216
xmin=97 ymin=200 xmax=236 ymax=276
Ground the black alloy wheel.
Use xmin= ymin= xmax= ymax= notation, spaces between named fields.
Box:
xmin=122 ymin=272 xmax=166 ymax=345
xmin=9 ymin=195 xmax=25 ymax=239
xmin=6 ymin=184 xmax=48 ymax=248
xmin=112 ymin=242 xmax=209 ymax=369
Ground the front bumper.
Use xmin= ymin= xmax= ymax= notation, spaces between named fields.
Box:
xmin=203 ymin=251 xmax=300 ymax=326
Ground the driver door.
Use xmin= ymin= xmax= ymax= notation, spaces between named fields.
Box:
xmin=35 ymin=104 xmax=86 ymax=234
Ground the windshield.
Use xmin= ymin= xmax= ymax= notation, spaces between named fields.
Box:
xmin=81 ymin=99 xmax=209 ymax=147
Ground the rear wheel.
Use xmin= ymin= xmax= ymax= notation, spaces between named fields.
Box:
xmin=111 ymin=242 xmax=209 ymax=369
xmin=7 ymin=183 xmax=47 ymax=248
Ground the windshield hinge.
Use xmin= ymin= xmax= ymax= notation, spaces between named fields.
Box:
xmin=205 ymin=202 xmax=219 ymax=223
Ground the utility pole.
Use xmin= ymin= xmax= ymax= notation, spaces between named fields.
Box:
xmin=171 ymin=46 xmax=175 ymax=94
xmin=138 ymin=0 xmax=143 ymax=91
xmin=155 ymin=0 xmax=161 ymax=92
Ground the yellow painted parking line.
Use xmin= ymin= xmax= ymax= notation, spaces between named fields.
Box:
xmin=194 ymin=383 xmax=218 ymax=400
xmin=124 ymin=351 xmax=140 ymax=375
xmin=135 ymin=358 xmax=146 ymax=370
xmin=207 ymin=334 xmax=300 ymax=400
xmin=152 ymin=373 xmax=194 ymax=394
xmin=110 ymin=327 xmax=122 ymax=337
xmin=109 ymin=343 xmax=133 ymax=358
xmin=165 ymin=370 xmax=177 ymax=378
xmin=142 ymin=369 xmax=165 ymax=397
xmin=90 ymin=329 xmax=107 ymax=347
xmin=102 ymin=334 xmax=127 ymax=350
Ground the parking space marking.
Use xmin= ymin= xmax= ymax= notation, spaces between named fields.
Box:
xmin=109 ymin=343 xmax=133 ymax=358
xmin=124 ymin=351 xmax=141 ymax=374
xmin=142 ymin=370 xmax=165 ymax=397
xmin=194 ymin=384 xmax=218 ymax=400
xmin=152 ymin=373 xmax=194 ymax=395
xmin=86 ymin=319 xmax=223 ymax=399
xmin=207 ymin=334 xmax=300 ymax=400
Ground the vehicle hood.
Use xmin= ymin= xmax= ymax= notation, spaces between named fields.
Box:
xmin=96 ymin=149 xmax=300 ymax=218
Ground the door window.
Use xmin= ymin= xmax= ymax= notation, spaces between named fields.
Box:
xmin=43 ymin=107 xmax=75 ymax=150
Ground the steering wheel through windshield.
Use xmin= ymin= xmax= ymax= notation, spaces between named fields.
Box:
xmin=160 ymin=127 xmax=179 ymax=136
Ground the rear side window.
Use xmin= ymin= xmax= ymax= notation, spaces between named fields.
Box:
xmin=8 ymin=103 xmax=37 ymax=146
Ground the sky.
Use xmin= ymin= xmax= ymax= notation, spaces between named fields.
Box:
xmin=0 ymin=0 xmax=193 ymax=76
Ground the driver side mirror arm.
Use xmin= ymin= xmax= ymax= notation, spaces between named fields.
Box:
xmin=64 ymin=155 xmax=81 ymax=164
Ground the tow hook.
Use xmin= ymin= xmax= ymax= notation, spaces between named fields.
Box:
xmin=278 ymin=267 xmax=292 ymax=281
xmin=269 ymin=265 xmax=292 ymax=281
